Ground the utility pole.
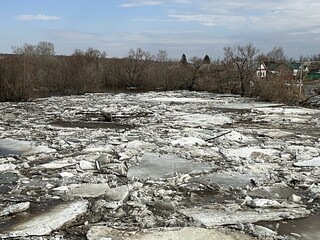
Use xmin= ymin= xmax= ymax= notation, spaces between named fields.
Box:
xmin=299 ymin=63 xmax=303 ymax=95
xmin=298 ymin=61 xmax=309 ymax=95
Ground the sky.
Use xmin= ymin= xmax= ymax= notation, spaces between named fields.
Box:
xmin=1 ymin=0 xmax=320 ymax=59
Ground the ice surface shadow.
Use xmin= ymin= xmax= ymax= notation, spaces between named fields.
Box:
xmin=51 ymin=119 xmax=134 ymax=129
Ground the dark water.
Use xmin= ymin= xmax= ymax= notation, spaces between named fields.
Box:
xmin=0 ymin=172 xmax=19 ymax=194
xmin=278 ymin=213 xmax=320 ymax=240
xmin=0 ymin=147 xmax=20 ymax=157
xmin=259 ymin=212 xmax=320 ymax=240
xmin=51 ymin=120 xmax=134 ymax=129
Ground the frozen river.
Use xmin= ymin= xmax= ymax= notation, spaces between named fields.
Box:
xmin=1 ymin=91 xmax=320 ymax=239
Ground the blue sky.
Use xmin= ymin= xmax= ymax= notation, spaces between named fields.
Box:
xmin=1 ymin=0 xmax=320 ymax=59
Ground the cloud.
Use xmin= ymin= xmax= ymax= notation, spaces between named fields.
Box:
xmin=17 ymin=14 xmax=60 ymax=21
xmin=164 ymin=0 xmax=320 ymax=32
xmin=174 ymin=0 xmax=192 ymax=3
xmin=131 ymin=17 xmax=171 ymax=22
xmin=168 ymin=13 xmax=246 ymax=27
xmin=120 ymin=1 xmax=162 ymax=8
xmin=40 ymin=0 xmax=320 ymax=58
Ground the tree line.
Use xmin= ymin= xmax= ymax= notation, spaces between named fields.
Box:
xmin=0 ymin=41 xmax=309 ymax=104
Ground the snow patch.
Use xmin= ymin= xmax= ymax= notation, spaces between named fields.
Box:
xmin=171 ymin=137 xmax=206 ymax=147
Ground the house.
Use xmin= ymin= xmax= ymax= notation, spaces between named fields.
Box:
xmin=256 ymin=62 xmax=267 ymax=78
xmin=306 ymin=61 xmax=320 ymax=80
xmin=256 ymin=61 xmax=303 ymax=81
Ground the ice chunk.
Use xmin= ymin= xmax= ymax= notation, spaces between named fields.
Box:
xmin=0 ymin=138 xmax=55 ymax=156
xmin=1 ymin=201 xmax=88 ymax=237
xmin=40 ymin=160 xmax=77 ymax=169
xmin=179 ymin=206 xmax=310 ymax=227
xmin=0 ymin=163 xmax=16 ymax=172
xmin=79 ymin=160 xmax=96 ymax=170
xmin=103 ymin=185 xmax=129 ymax=201
xmin=127 ymin=153 xmax=212 ymax=179
xmin=171 ymin=137 xmax=206 ymax=147
xmin=178 ymin=113 xmax=232 ymax=126
xmin=87 ymin=226 xmax=255 ymax=240
xmin=69 ymin=184 xmax=110 ymax=198
xmin=294 ymin=157 xmax=320 ymax=167
xmin=0 ymin=202 xmax=30 ymax=217
xmin=247 ymin=198 xmax=282 ymax=208
xmin=126 ymin=140 xmax=155 ymax=149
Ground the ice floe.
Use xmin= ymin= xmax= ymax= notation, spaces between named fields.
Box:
xmin=1 ymin=90 xmax=320 ymax=239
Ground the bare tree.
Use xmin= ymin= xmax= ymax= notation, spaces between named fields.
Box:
xmin=110 ymin=48 xmax=152 ymax=89
xmin=36 ymin=41 xmax=55 ymax=56
xmin=267 ymin=46 xmax=286 ymax=63
xmin=156 ymin=49 xmax=168 ymax=62
xmin=223 ymin=43 xmax=259 ymax=96
xmin=188 ymin=56 xmax=204 ymax=90
xmin=309 ymin=53 xmax=320 ymax=61
xmin=168 ymin=56 xmax=204 ymax=91
xmin=12 ymin=44 xmax=38 ymax=56
xmin=68 ymin=48 xmax=106 ymax=92
xmin=147 ymin=51 xmax=174 ymax=90
xmin=12 ymin=41 xmax=55 ymax=56
xmin=208 ymin=62 xmax=239 ymax=94
xmin=0 ymin=54 xmax=36 ymax=101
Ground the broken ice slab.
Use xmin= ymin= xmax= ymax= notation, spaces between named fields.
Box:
xmin=191 ymin=171 xmax=267 ymax=189
xmin=179 ymin=205 xmax=310 ymax=227
xmin=244 ymin=223 xmax=278 ymax=239
xmin=254 ymin=129 xmax=294 ymax=139
xmin=248 ymin=185 xmax=302 ymax=199
xmin=39 ymin=160 xmax=77 ymax=169
xmin=0 ymin=138 xmax=32 ymax=156
xmin=177 ymin=113 xmax=233 ymax=126
xmin=171 ymin=137 xmax=206 ymax=147
xmin=87 ymin=226 xmax=255 ymax=240
xmin=0 ymin=200 xmax=88 ymax=237
xmin=294 ymin=156 xmax=320 ymax=167
xmin=0 ymin=138 xmax=55 ymax=156
xmin=246 ymin=198 xmax=282 ymax=208
xmin=0 ymin=163 xmax=16 ymax=172
xmin=220 ymin=146 xmax=280 ymax=162
xmin=127 ymin=153 xmax=212 ymax=180
xmin=54 ymin=184 xmax=130 ymax=201
xmin=0 ymin=202 xmax=30 ymax=217
xmin=103 ymin=185 xmax=129 ymax=201
xmin=79 ymin=160 xmax=96 ymax=170
xmin=53 ymin=183 xmax=110 ymax=198
xmin=125 ymin=140 xmax=156 ymax=149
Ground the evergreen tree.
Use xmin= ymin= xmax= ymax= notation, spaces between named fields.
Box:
xmin=203 ymin=54 xmax=210 ymax=64
xmin=180 ymin=53 xmax=187 ymax=64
